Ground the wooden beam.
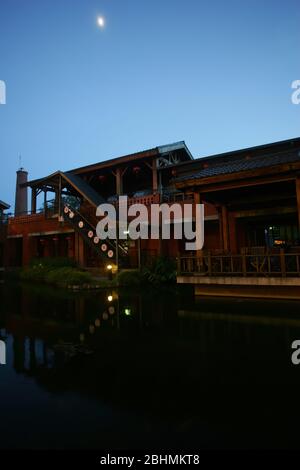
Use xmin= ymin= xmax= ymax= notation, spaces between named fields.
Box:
xmin=296 ymin=177 xmax=300 ymax=232
xmin=31 ymin=188 xmax=37 ymax=214
xmin=221 ymin=206 xmax=229 ymax=251
xmin=152 ymin=159 xmax=158 ymax=193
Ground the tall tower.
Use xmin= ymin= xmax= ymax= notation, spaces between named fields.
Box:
xmin=15 ymin=167 xmax=28 ymax=216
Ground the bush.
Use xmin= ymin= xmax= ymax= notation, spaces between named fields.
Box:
xmin=116 ymin=270 xmax=144 ymax=287
xmin=142 ymin=257 xmax=176 ymax=285
xmin=46 ymin=268 xmax=92 ymax=286
xmin=21 ymin=264 xmax=92 ymax=287
xmin=30 ymin=257 xmax=77 ymax=269
xmin=20 ymin=264 xmax=49 ymax=282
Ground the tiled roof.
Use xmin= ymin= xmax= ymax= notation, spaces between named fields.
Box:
xmin=0 ymin=200 xmax=10 ymax=210
xmin=175 ymin=150 xmax=300 ymax=182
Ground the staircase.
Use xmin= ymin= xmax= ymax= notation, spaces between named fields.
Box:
xmin=63 ymin=204 xmax=128 ymax=263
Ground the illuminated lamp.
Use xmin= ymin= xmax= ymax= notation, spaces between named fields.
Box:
xmin=88 ymin=230 xmax=94 ymax=238
xmin=78 ymin=221 xmax=84 ymax=228
xmin=133 ymin=166 xmax=141 ymax=175
xmin=108 ymin=250 xmax=114 ymax=258
xmin=69 ymin=212 xmax=74 ymax=219
xmin=107 ymin=264 xmax=113 ymax=271
xmin=101 ymin=243 xmax=108 ymax=252
xmin=124 ymin=308 xmax=131 ymax=316
xmin=64 ymin=206 xmax=69 ymax=214
xmin=94 ymin=237 xmax=99 ymax=244
xmin=107 ymin=295 xmax=113 ymax=302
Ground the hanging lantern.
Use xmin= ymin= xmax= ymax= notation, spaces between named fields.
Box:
xmin=69 ymin=212 xmax=74 ymax=219
xmin=108 ymin=306 xmax=115 ymax=315
xmin=102 ymin=312 xmax=109 ymax=320
xmin=64 ymin=206 xmax=69 ymax=214
xmin=94 ymin=237 xmax=100 ymax=244
xmin=88 ymin=230 xmax=94 ymax=238
xmin=101 ymin=243 xmax=108 ymax=252
xmin=78 ymin=221 xmax=84 ymax=228
xmin=108 ymin=250 xmax=114 ymax=258
xmin=133 ymin=166 xmax=141 ymax=175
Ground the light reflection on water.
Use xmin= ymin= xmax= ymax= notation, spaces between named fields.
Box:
xmin=0 ymin=281 xmax=300 ymax=449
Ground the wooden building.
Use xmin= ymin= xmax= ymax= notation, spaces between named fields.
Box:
xmin=5 ymin=137 xmax=300 ymax=296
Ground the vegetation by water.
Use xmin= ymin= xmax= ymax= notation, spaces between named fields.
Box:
xmin=20 ymin=257 xmax=93 ymax=287
xmin=19 ymin=256 xmax=177 ymax=289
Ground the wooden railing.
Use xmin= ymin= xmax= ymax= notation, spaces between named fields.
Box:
xmin=178 ymin=251 xmax=300 ymax=278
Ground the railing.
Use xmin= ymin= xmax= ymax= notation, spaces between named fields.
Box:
xmin=178 ymin=251 xmax=300 ymax=278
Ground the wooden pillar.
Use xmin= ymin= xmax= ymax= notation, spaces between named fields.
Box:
xmin=152 ymin=159 xmax=158 ymax=193
xmin=44 ymin=190 xmax=47 ymax=213
xmin=22 ymin=235 xmax=31 ymax=266
xmin=296 ymin=177 xmax=300 ymax=234
xmin=31 ymin=188 xmax=37 ymax=214
xmin=116 ymin=167 xmax=123 ymax=196
xmin=228 ymin=212 xmax=237 ymax=253
xmin=194 ymin=192 xmax=203 ymax=257
xmin=75 ymin=232 xmax=85 ymax=267
xmin=221 ymin=205 xmax=230 ymax=252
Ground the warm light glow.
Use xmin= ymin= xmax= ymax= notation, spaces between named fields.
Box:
xmin=124 ymin=308 xmax=131 ymax=316
xmin=107 ymin=264 xmax=112 ymax=270
xmin=107 ymin=295 xmax=113 ymax=302
xmin=97 ymin=16 xmax=105 ymax=28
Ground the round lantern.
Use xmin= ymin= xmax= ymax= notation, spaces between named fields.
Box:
xmin=94 ymin=237 xmax=100 ymax=244
xmin=102 ymin=312 xmax=109 ymax=320
xmin=69 ymin=212 xmax=74 ymax=219
xmin=101 ymin=243 xmax=108 ymax=252
xmin=108 ymin=250 xmax=114 ymax=258
xmin=108 ymin=306 xmax=115 ymax=315
xmin=88 ymin=230 xmax=94 ymax=238
xmin=64 ymin=206 xmax=69 ymax=214
xmin=78 ymin=221 xmax=84 ymax=228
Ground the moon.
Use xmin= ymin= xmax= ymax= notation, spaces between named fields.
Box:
xmin=97 ymin=16 xmax=105 ymax=28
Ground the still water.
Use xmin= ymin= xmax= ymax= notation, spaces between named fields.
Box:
xmin=0 ymin=281 xmax=300 ymax=449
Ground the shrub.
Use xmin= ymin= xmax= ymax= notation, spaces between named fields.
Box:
xmin=116 ymin=270 xmax=144 ymax=287
xmin=142 ymin=256 xmax=176 ymax=284
xmin=46 ymin=268 xmax=92 ymax=286
xmin=30 ymin=257 xmax=77 ymax=269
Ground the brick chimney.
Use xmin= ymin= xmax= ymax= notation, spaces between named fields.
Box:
xmin=15 ymin=168 xmax=28 ymax=216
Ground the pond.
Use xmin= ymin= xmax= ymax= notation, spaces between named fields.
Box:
xmin=0 ymin=281 xmax=300 ymax=449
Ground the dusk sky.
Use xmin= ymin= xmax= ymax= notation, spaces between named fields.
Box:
xmin=0 ymin=0 xmax=299 ymax=208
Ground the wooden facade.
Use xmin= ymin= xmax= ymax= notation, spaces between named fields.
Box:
xmin=4 ymin=138 xmax=300 ymax=293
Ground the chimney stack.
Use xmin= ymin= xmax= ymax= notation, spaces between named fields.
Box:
xmin=15 ymin=168 xmax=28 ymax=216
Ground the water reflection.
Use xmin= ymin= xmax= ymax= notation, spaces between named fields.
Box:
xmin=1 ymin=281 xmax=300 ymax=449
